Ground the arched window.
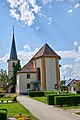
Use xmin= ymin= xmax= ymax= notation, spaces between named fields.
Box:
xmin=37 ymin=68 xmax=41 ymax=80
xmin=12 ymin=62 xmax=15 ymax=68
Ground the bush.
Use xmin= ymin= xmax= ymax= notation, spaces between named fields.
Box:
xmin=0 ymin=93 xmax=5 ymax=97
xmin=47 ymin=94 xmax=76 ymax=105
xmin=54 ymin=95 xmax=80 ymax=106
xmin=0 ymin=89 xmax=5 ymax=93
xmin=0 ymin=109 xmax=7 ymax=120
xmin=44 ymin=90 xmax=57 ymax=96
xmin=76 ymin=91 xmax=80 ymax=94
xmin=28 ymin=91 xmax=44 ymax=97
xmin=12 ymin=94 xmax=17 ymax=101
xmin=47 ymin=94 xmax=59 ymax=105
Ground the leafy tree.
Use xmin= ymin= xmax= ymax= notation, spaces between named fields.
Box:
xmin=0 ymin=69 xmax=9 ymax=87
xmin=60 ymin=80 xmax=66 ymax=91
xmin=12 ymin=60 xmax=21 ymax=86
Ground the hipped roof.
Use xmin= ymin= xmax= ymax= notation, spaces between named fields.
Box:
xmin=18 ymin=43 xmax=61 ymax=73
xmin=32 ymin=43 xmax=61 ymax=60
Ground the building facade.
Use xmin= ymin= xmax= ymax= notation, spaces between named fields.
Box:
xmin=16 ymin=43 xmax=61 ymax=94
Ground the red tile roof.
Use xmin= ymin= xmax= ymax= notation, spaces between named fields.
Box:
xmin=18 ymin=61 xmax=36 ymax=73
xmin=32 ymin=43 xmax=61 ymax=59
xmin=18 ymin=43 xmax=61 ymax=73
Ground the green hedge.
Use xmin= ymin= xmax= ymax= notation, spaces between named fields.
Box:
xmin=0 ymin=93 xmax=5 ymax=97
xmin=47 ymin=94 xmax=59 ymax=105
xmin=54 ymin=95 xmax=80 ymax=106
xmin=0 ymin=109 xmax=7 ymax=120
xmin=47 ymin=94 xmax=76 ymax=105
xmin=28 ymin=91 xmax=45 ymax=97
xmin=44 ymin=91 xmax=57 ymax=96
xmin=76 ymin=91 xmax=80 ymax=94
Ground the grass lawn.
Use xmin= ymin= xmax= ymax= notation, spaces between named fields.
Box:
xmin=0 ymin=102 xmax=38 ymax=120
xmin=32 ymin=97 xmax=47 ymax=104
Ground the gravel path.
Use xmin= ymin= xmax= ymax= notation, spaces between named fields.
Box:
xmin=17 ymin=95 xmax=80 ymax=120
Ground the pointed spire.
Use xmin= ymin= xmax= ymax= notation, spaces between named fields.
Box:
xmin=9 ymin=26 xmax=18 ymax=60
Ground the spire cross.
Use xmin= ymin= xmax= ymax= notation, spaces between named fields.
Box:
xmin=12 ymin=25 xmax=14 ymax=33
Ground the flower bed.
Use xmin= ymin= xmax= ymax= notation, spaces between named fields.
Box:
xmin=15 ymin=114 xmax=31 ymax=120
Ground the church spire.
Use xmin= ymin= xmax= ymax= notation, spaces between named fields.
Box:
xmin=9 ymin=26 xmax=18 ymax=60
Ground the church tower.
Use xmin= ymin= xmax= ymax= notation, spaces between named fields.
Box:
xmin=7 ymin=27 xmax=18 ymax=80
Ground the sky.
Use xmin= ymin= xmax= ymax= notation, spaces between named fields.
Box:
xmin=0 ymin=0 xmax=80 ymax=80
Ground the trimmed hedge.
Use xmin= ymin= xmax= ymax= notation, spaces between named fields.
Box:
xmin=0 ymin=93 xmax=5 ymax=97
xmin=76 ymin=91 xmax=80 ymax=94
xmin=0 ymin=109 xmax=7 ymax=120
xmin=44 ymin=91 xmax=57 ymax=96
xmin=54 ymin=95 xmax=80 ymax=106
xmin=28 ymin=91 xmax=45 ymax=97
xmin=47 ymin=94 xmax=76 ymax=105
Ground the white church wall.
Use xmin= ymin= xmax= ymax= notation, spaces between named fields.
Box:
xmin=45 ymin=58 xmax=56 ymax=90
xmin=36 ymin=59 xmax=42 ymax=89
xmin=16 ymin=73 xmax=36 ymax=93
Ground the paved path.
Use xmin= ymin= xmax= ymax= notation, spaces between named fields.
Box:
xmin=17 ymin=96 xmax=80 ymax=120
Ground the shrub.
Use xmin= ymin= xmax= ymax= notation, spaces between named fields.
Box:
xmin=0 ymin=93 xmax=5 ymax=97
xmin=76 ymin=91 xmax=80 ymax=94
xmin=28 ymin=91 xmax=44 ymax=97
xmin=47 ymin=94 xmax=59 ymax=105
xmin=47 ymin=94 xmax=77 ymax=105
xmin=0 ymin=89 xmax=5 ymax=93
xmin=12 ymin=94 xmax=17 ymax=101
xmin=44 ymin=90 xmax=57 ymax=96
xmin=0 ymin=109 xmax=7 ymax=120
xmin=54 ymin=95 xmax=80 ymax=106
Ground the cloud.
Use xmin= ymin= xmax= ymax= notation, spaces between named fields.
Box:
xmin=36 ymin=27 xmax=40 ymax=31
xmin=0 ymin=54 xmax=9 ymax=63
xmin=48 ymin=17 xmax=52 ymax=25
xmin=61 ymin=63 xmax=80 ymax=80
xmin=68 ymin=3 xmax=80 ymax=13
xmin=74 ymin=41 xmax=78 ymax=47
xmin=7 ymin=0 xmax=41 ymax=26
xmin=75 ymin=3 xmax=80 ymax=9
xmin=0 ymin=43 xmax=80 ymax=80
xmin=42 ymin=0 xmax=53 ymax=4
xmin=0 ymin=44 xmax=39 ymax=67
xmin=68 ymin=9 xmax=73 ymax=13
xmin=23 ymin=44 xmax=30 ymax=51
xmin=57 ymin=50 xmax=80 ymax=59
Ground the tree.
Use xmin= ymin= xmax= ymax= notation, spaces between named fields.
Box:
xmin=60 ymin=80 xmax=66 ymax=91
xmin=12 ymin=60 xmax=21 ymax=86
xmin=0 ymin=69 xmax=9 ymax=87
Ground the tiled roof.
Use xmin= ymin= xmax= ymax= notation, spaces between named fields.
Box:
xmin=18 ymin=43 xmax=61 ymax=73
xmin=65 ymin=79 xmax=80 ymax=86
xmin=32 ymin=43 xmax=61 ymax=59
xmin=18 ymin=61 xmax=36 ymax=73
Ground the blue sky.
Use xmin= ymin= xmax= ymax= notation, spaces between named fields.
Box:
xmin=0 ymin=0 xmax=80 ymax=80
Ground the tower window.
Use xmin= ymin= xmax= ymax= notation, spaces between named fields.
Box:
xmin=12 ymin=62 xmax=15 ymax=67
xmin=26 ymin=73 xmax=30 ymax=79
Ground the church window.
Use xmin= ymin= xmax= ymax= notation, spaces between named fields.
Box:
xmin=27 ymin=83 xmax=30 ymax=89
xmin=27 ymin=73 xmax=30 ymax=79
xmin=12 ymin=62 xmax=15 ymax=67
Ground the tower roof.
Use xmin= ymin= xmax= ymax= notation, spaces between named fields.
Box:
xmin=9 ymin=27 xmax=18 ymax=60
xmin=32 ymin=43 xmax=61 ymax=60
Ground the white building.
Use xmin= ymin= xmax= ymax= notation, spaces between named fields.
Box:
xmin=16 ymin=43 xmax=61 ymax=94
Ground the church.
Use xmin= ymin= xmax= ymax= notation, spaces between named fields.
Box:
xmin=7 ymin=29 xmax=61 ymax=94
